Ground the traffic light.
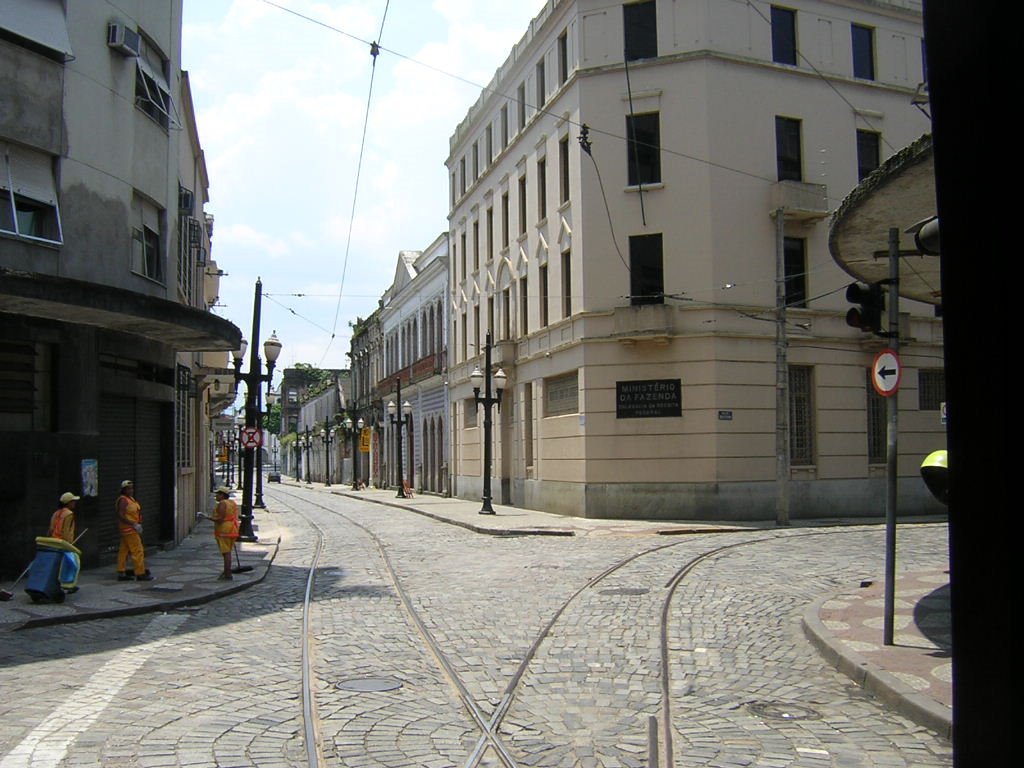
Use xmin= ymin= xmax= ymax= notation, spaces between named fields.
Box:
xmin=845 ymin=282 xmax=885 ymax=334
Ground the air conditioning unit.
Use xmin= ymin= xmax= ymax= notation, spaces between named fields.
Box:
xmin=107 ymin=23 xmax=141 ymax=57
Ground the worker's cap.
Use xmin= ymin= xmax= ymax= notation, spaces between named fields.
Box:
xmin=215 ymin=486 xmax=233 ymax=496
xmin=120 ymin=480 xmax=134 ymax=489
xmin=60 ymin=492 xmax=80 ymax=504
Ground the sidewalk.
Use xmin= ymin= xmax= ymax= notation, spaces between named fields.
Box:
xmin=0 ymin=480 xmax=951 ymax=738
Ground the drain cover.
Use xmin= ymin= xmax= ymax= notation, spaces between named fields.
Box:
xmin=747 ymin=701 xmax=820 ymax=721
xmin=336 ymin=677 xmax=403 ymax=692
xmin=599 ymin=587 xmax=650 ymax=596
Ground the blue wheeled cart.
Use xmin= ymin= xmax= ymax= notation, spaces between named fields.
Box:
xmin=24 ymin=537 xmax=81 ymax=604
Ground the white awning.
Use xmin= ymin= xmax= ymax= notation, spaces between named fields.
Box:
xmin=0 ymin=0 xmax=73 ymax=59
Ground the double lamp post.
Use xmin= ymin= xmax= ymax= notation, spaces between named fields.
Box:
xmin=471 ymin=331 xmax=506 ymax=514
xmin=231 ymin=278 xmax=282 ymax=541
xmin=387 ymin=378 xmax=413 ymax=498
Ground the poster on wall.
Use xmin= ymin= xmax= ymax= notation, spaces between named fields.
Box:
xmin=615 ymin=379 xmax=682 ymax=419
xmin=81 ymin=459 xmax=99 ymax=497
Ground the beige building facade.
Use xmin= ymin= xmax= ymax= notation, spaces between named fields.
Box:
xmin=446 ymin=0 xmax=941 ymax=520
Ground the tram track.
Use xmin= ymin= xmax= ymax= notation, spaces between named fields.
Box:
xmin=268 ymin=485 xmax=784 ymax=767
xmin=268 ymin=485 xmax=932 ymax=768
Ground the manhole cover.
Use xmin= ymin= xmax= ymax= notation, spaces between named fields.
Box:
xmin=335 ymin=677 xmax=403 ymax=692
xmin=747 ymin=701 xmax=820 ymax=721
xmin=599 ymin=587 xmax=650 ymax=596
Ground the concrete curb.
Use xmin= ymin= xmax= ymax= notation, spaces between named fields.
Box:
xmin=329 ymin=489 xmax=577 ymax=536
xmin=13 ymin=537 xmax=281 ymax=632
xmin=802 ymin=595 xmax=952 ymax=740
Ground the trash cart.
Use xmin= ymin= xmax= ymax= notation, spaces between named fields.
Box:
xmin=24 ymin=537 xmax=81 ymax=604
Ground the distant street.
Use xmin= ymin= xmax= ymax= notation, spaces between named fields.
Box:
xmin=0 ymin=486 xmax=951 ymax=767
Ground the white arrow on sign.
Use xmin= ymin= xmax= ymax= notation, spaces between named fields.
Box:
xmin=872 ymin=349 xmax=902 ymax=397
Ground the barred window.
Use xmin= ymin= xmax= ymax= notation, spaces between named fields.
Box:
xmin=788 ymin=365 xmax=815 ymax=465
xmin=175 ymin=364 xmax=193 ymax=468
xmin=918 ymin=369 xmax=945 ymax=411
xmin=544 ymin=371 xmax=579 ymax=417
xmin=866 ymin=369 xmax=886 ymax=464
xmin=0 ymin=341 xmax=54 ymax=431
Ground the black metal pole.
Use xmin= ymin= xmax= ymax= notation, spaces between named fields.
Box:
xmin=394 ymin=378 xmax=406 ymax=498
xmin=254 ymin=381 xmax=266 ymax=508
xmin=294 ymin=440 xmax=301 ymax=482
xmin=238 ymin=279 xmax=262 ymax=542
xmin=323 ymin=429 xmax=332 ymax=487
xmin=304 ymin=427 xmax=312 ymax=484
xmin=352 ymin=422 xmax=361 ymax=490
xmin=480 ymin=332 xmax=495 ymax=514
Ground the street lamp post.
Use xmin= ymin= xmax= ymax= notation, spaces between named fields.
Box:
xmin=255 ymin=389 xmax=277 ymax=506
xmin=303 ymin=427 xmax=313 ymax=484
xmin=321 ymin=426 xmax=334 ymax=487
xmin=294 ymin=435 xmax=302 ymax=482
xmin=231 ymin=278 xmax=282 ymax=541
xmin=471 ymin=331 xmax=507 ymax=515
xmin=387 ymin=379 xmax=413 ymax=498
xmin=344 ymin=415 xmax=365 ymax=490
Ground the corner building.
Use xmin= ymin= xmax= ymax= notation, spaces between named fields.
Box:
xmin=1 ymin=1 xmax=240 ymax=573
xmin=446 ymin=0 xmax=941 ymax=520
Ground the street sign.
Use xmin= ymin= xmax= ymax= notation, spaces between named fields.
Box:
xmin=239 ymin=426 xmax=263 ymax=449
xmin=872 ymin=349 xmax=902 ymax=397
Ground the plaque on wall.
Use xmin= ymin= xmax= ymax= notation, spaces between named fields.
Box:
xmin=616 ymin=379 xmax=682 ymax=418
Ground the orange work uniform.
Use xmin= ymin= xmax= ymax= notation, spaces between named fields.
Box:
xmin=49 ymin=506 xmax=75 ymax=543
xmin=116 ymin=494 xmax=147 ymax=576
xmin=211 ymin=498 xmax=239 ymax=554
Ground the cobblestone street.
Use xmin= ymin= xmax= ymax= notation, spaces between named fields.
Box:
xmin=0 ymin=486 xmax=952 ymax=767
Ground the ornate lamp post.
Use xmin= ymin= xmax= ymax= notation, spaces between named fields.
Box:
xmin=387 ymin=379 xmax=413 ymax=498
xmin=344 ymin=415 xmax=365 ymax=490
xmin=293 ymin=433 xmax=302 ymax=482
xmin=303 ymin=426 xmax=313 ymax=484
xmin=320 ymin=426 xmax=335 ymax=487
xmin=471 ymin=331 xmax=507 ymax=515
xmin=255 ymin=388 xmax=278 ymax=506
xmin=231 ymin=280 xmax=282 ymax=541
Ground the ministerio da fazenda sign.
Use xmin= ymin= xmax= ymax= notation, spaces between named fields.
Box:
xmin=616 ymin=379 xmax=682 ymax=419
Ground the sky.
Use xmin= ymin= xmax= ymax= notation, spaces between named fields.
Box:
xmin=181 ymin=0 xmax=544 ymax=373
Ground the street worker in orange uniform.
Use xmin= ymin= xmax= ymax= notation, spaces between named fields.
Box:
xmin=116 ymin=480 xmax=153 ymax=581
xmin=49 ymin=492 xmax=79 ymax=543
xmin=210 ymin=486 xmax=239 ymax=580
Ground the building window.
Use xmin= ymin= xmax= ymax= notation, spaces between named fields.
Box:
xmin=771 ymin=6 xmax=797 ymax=65
xmin=629 ymin=233 xmax=663 ymax=305
xmin=545 ymin=371 xmax=579 ymax=416
xmin=539 ymin=264 xmax=549 ymax=327
xmin=0 ymin=341 xmax=54 ymax=432
xmin=784 ymin=237 xmax=807 ymax=308
xmin=626 ymin=112 xmax=661 ymax=186
xmin=852 ymin=24 xmax=875 ymax=80
xmin=866 ymin=369 xmax=885 ymax=464
xmin=789 ymin=365 xmax=815 ymax=465
xmin=486 ymin=124 xmax=493 ymax=164
xmin=472 ymin=141 xmax=479 ymax=181
xmin=562 ymin=249 xmax=572 ymax=318
xmin=517 ymin=82 xmax=527 ymax=130
xmin=501 ymin=105 xmax=509 ymax=148
xmin=518 ymin=174 xmax=527 ymax=235
xmin=536 ymin=58 xmax=546 ymax=107
xmin=558 ymin=29 xmax=569 ymax=84
xmin=486 ymin=206 xmax=494 ymax=262
xmin=537 ymin=158 xmax=547 ymax=220
xmin=464 ymin=398 xmax=478 ymax=428
xmin=472 ymin=221 xmax=480 ymax=271
xmin=502 ymin=288 xmax=512 ymax=340
xmin=520 ymin=276 xmax=529 ymax=335
xmin=459 ymin=156 xmax=466 ymax=196
xmin=131 ymin=194 xmax=164 ymax=282
xmin=460 ymin=311 xmax=468 ymax=360
xmin=775 ymin=116 xmax=802 ymax=181
xmin=135 ymin=36 xmax=173 ymax=129
xmin=856 ymin=130 xmax=881 ymax=181
xmin=460 ymin=231 xmax=467 ymax=277
xmin=559 ymin=136 xmax=570 ymax=203
xmin=624 ymin=0 xmax=657 ymax=61
xmin=176 ymin=364 xmax=193 ymax=469
xmin=918 ymin=369 xmax=946 ymax=411
xmin=1 ymin=143 xmax=62 ymax=244
xmin=501 ymin=192 xmax=510 ymax=248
